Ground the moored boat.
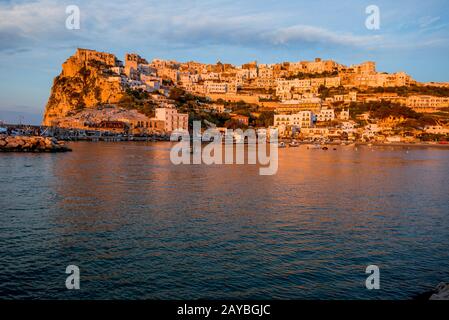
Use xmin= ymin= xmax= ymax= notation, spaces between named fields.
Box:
xmin=289 ymin=140 xmax=299 ymax=147
xmin=307 ymin=144 xmax=321 ymax=150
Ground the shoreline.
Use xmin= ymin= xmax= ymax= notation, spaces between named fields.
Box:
xmin=355 ymin=142 xmax=449 ymax=148
xmin=2 ymin=134 xmax=449 ymax=151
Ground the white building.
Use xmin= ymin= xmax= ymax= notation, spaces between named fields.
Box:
xmin=341 ymin=121 xmax=357 ymax=134
xmin=140 ymin=74 xmax=162 ymax=91
xmin=317 ymin=107 xmax=335 ymax=122
xmin=406 ymin=95 xmax=449 ymax=112
xmin=201 ymin=72 xmax=221 ymax=81
xmin=155 ymin=107 xmax=189 ymax=132
xmin=274 ymin=111 xmax=314 ymax=128
xmin=339 ymin=109 xmax=350 ymax=120
xmin=424 ymin=125 xmax=449 ymax=135
xmin=204 ymin=81 xmax=228 ymax=94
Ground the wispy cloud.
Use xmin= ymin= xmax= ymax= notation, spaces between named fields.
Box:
xmin=2 ymin=0 xmax=446 ymax=55
xmin=419 ymin=16 xmax=441 ymax=28
xmin=266 ymin=25 xmax=383 ymax=48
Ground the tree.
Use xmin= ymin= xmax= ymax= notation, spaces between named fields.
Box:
xmin=224 ymin=119 xmax=247 ymax=130
xmin=169 ymin=87 xmax=186 ymax=101
xmin=255 ymin=111 xmax=275 ymax=127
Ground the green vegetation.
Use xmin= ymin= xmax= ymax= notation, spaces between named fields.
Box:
xmin=364 ymin=85 xmax=449 ymax=97
xmin=285 ymin=71 xmax=338 ymax=80
xmin=168 ymin=88 xmax=273 ymax=128
xmin=169 ymin=88 xmax=231 ymax=127
xmin=169 ymin=87 xmax=208 ymax=104
xmin=349 ymin=101 xmax=437 ymax=127
xmin=118 ymin=88 xmax=157 ymax=117
xmin=418 ymin=133 xmax=448 ymax=142
xmin=319 ymin=84 xmax=449 ymax=99
xmin=224 ymin=118 xmax=248 ymax=130
xmin=318 ymin=85 xmax=347 ymax=99
xmin=255 ymin=111 xmax=275 ymax=127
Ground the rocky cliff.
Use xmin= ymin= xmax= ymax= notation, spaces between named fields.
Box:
xmin=42 ymin=49 xmax=125 ymax=126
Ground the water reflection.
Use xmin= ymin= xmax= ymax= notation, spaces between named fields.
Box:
xmin=1 ymin=142 xmax=449 ymax=299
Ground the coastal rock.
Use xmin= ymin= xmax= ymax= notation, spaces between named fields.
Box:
xmin=0 ymin=135 xmax=72 ymax=153
xmin=430 ymin=282 xmax=449 ymax=300
xmin=42 ymin=48 xmax=125 ymax=126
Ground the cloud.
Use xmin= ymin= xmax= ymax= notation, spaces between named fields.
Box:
xmin=0 ymin=0 xmax=85 ymax=52
xmin=0 ymin=0 xmax=64 ymax=36
xmin=419 ymin=16 xmax=440 ymax=28
xmin=0 ymin=27 xmax=30 ymax=52
xmin=265 ymin=25 xmax=383 ymax=48
xmin=0 ymin=0 xmax=447 ymax=55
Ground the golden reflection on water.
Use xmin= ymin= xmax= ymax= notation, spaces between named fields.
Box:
xmin=22 ymin=141 xmax=448 ymax=299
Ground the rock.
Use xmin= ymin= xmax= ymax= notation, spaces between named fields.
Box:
xmin=42 ymin=48 xmax=125 ymax=126
xmin=430 ymin=283 xmax=449 ymax=300
xmin=0 ymin=135 xmax=72 ymax=153
xmin=7 ymin=142 xmax=19 ymax=149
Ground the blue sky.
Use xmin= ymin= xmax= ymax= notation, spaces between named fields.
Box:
xmin=1 ymin=0 xmax=448 ymax=124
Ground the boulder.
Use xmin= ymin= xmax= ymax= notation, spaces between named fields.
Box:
xmin=0 ymin=135 xmax=71 ymax=152
xmin=430 ymin=283 xmax=449 ymax=300
xmin=6 ymin=142 xmax=19 ymax=149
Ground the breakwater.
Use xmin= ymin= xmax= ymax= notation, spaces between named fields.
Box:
xmin=0 ymin=135 xmax=71 ymax=152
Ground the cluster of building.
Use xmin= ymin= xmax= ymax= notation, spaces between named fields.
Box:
xmin=62 ymin=49 xmax=449 ymax=139
xmin=99 ymin=50 xmax=449 ymax=114
xmin=272 ymin=108 xmax=449 ymax=142
xmin=100 ymin=51 xmax=419 ymax=99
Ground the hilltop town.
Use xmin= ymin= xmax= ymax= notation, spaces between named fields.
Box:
xmin=42 ymin=48 xmax=449 ymax=143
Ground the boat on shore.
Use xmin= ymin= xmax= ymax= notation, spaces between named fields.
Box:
xmin=278 ymin=142 xmax=286 ymax=148
xmin=289 ymin=140 xmax=300 ymax=147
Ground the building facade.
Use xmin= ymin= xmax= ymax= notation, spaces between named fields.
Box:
xmin=155 ymin=108 xmax=189 ymax=132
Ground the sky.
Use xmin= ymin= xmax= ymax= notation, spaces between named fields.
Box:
xmin=0 ymin=0 xmax=448 ymax=124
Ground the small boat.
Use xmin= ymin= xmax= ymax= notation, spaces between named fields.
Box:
xmin=289 ymin=140 xmax=300 ymax=147
xmin=307 ymin=144 xmax=321 ymax=150
xmin=322 ymin=146 xmax=329 ymax=150
xmin=278 ymin=142 xmax=286 ymax=148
